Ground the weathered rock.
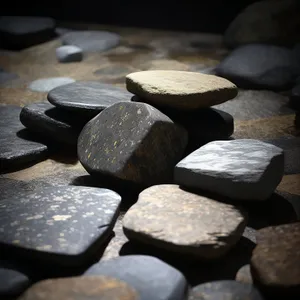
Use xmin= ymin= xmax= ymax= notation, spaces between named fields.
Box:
xmin=123 ymin=184 xmax=247 ymax=259
xmin=235 ymin=265 xmax=253 ymax=284
xmin=289 ymin=84 xmax=300 ymax=110
xmin=56 ymin=45 xmax=83 ymax=63
xmin=174 ymin=139 xmax=284 ymax=200
xmin=28 ymin=77 xmax=75 ymax=92
xmin=126 ymin=71 xmax=238 ymax=110
xmin=78 ymin=102 xmax=188 ymax=186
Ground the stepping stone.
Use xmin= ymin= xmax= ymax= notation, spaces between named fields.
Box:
xmin=0 ymin=106 xmax=48 ymax=173
xmin=251 ymin=223 xmax=300 ymax=297
xmin=189 ymin=280 xmax=264 ymax=300
xmin=235 ymin=265 xmax=253 ymax=284
xmin=0 ymin=186 xmax=121 ymax=266
xmin=123 ymin=184 xmax=247 ymax=259
xmin=56 ymin=45 xmax=83 ymax=63
xmin=126 ymin=71 xmax=238 ymax=110
xmin=289 ymin=84 xmax=300 ymax=110
xmin=78 ymin=102 xmax=188 ymax=186
xmin=0 ymin=16 xmax=56 ymax=50
xmin=18 ymin=276 xmax=138 ymax=300
xmin=174 ymin=139 xmax=284 ymax=201
xmin=215 ymin=44 xmax=295 ymax=91
xmin=61 ymin=30 xmax=120 ymax=52
xmin=85 ymin=255 xmax=188 ymax=300
xmin=28 ymin=77 xmax=75 ymax=93
xmin=48 ymin=81 xmax=132 ymax=116
xmin=0 ymin=69 xmax=18 ymax=86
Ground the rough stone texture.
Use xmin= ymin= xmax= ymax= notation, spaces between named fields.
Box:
xmin=18 ymin=276 xmax=138 ymax=300
xmin=56 ymin=45 xmax=83 ymax=63
xmin=28 ymin=77 xmax=75 ymax=92
xmin=174 ymin=139 xmax=284 ymax=200
xmin=78 ymin=102 xmax=188 ymax=186
xmin=126 ymin=71 xmax=238 ymax=110
xmin=235 ymin=265 xmax=253 ymax=284
xmin=123 ymin=184 xmax=247 ymax=259
xmin=290 ymin=84 xmax=300 ymax=110
xmin=215 ymin=44 xmax=295 ymax=91
xmin=85 ymin=255 xmax=188 ymax=300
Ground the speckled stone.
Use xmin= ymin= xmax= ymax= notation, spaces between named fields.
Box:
xmin=48 ymin=81 xmax=132 ymax=116
xmin=85 ymin=255 xmax=188 ymax=300
xmin=235 ymin=265 xmax=253 ymax=284
xmin=18 ymin=276 xmax=138 ymax=300
xmin=56 ymin=45 xmax=83 ymax=63
xmin=78 ymin=102 xmax=188 ymax=186
xmin=289 ymin=84 xmax=300 ymax=110
xmin=123 ymin=184 xmax=247 ymax=259
xmin=28 ymin=77 xmax=75 ymax=92
xmin=175 ymin=139 xmax=284 ymax=200
xmin=0 ymin=186 xmax=121 ymax=266
xmin=126 ymin=71 xmax=238 ymax=110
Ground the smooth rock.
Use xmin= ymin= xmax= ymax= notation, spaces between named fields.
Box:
xmin=85 ymin=255 xmax=188 ymax=300
xmin=289 ymin=84 xmax=300 ymax=110
xmin=28 ymin=77 xmax=75 ymax=92
xmin=123 ymin=184 xmax=247 ymax=259
xmin=235 ymin=265 xmax=253 ymax=284
xmin=174 ymin=139 xmax=284 ymax=200
xmin=0 ymin=70 xmax=18 ymax=86
xmin=78 ymin=102 xmax=188 ymax=186
xmin=56 ymin=45 xmax=83 ymax=63
xmin=126 ymin=70 xmax=238 ymax=110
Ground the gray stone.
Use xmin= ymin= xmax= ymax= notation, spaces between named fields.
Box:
xmin=28 ymin=77 xmax=75 ymax=92
xmin=56 ymin=45 xmax=83 ymax=63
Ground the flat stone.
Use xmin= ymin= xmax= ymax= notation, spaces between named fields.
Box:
xmin=0 ymin=186 xmax=121 ymax=266
xmin=78 ymin=102 xmax=188 ymax=186
xmin=0 ymin=106 xmax=48 ymax=173
xmin=123 ymin=184 xmax=247 ymax=259
xmin=28 ymin=77 xmax=75 ymax=92
xmin=126 ymin=71 xmax=238 ymax=110
xmin=56 ymin=45 xmax=83 ymax=63
xmin=18 ymin=276 xmax=138 ymax=300
xmin=85 ymin=255 xmax=188 ymax=300
xmin=235 ymin=265 xmax=253 ymax=284
xmin=48 ymin=81 xmax=132 ymax=116
xmin=174 ymin=139 xmax=284 ymax=200
xmin=289 ymin=84 xmax=300 ymax=110
xmin=61 ymin=30 xmax=120 ymax=52
xmin=189 ymin=280 xmax=264 ymax=300
xmin=0 ymin=70 xmax=18 ymax=86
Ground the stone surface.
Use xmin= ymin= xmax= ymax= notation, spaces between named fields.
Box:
xmin=126 ymin=71 xmax=238 ymax=110
xmin=85 ymin=255 xmax=188 ymax=300
xmin=0 ymin=69 xmax=18 ymax=86
xmin=61 ymin=30 xmax=120 ymax=52
xmin=0 ymin=106 xmax=48 ymax=173
xmin=290 ymin=84 xmax=300 ymax=110
xmin=78 ymin=102 xmax=188 ymax=186
xmin=28 ymin=77 xmax=75 ymax=92
xmin=174 ymin=139 xmax=284 ymax=200
xmin=235 ymin=265 xmax=253 ymax=284
xmin=18 ymin=276 xmax=138 ymax=300
xmin=0 ymin=186 xmax=121 ymax=265
xmin=56 ymin=45 xmax=83 ymax=63
xmin=215 ymin=44 xmax=295 ymax=91
xmin=48 ymin=81 xmax=132 ymax=116
xmin=123 ymin=184 xmax=247 ymax=259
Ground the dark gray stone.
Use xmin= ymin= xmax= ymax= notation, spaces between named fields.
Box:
xmin=28 ymin=77 xmax=75 ymax=92
xmin=289 ymin=84 xmax=300 ymax=110
xmin=56 ymin=45 xmax=83 ymax=63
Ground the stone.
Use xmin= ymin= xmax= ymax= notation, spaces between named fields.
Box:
xmin=0 ymin=105 xmax=48 ymax=173
xmin=189 ymin=280 xmax=264 ymax=300
xmin=28 ymin=77 xmax=75 ymax=92
xmin=235 ymin=265 xmax=253 ymax=284
xmin=215 ymin=44 xmax=295 ymax=91
xmin=0 ymin=16 xmax=56 ymax=50
xmin=0 ymin=69 xmax=18 ymax=86
xmin=123 ymin=184 xmax=247 ymax=259
xmin=18 ymin=276 xmax=138 ymax=300
xmin=48 ymin=81 xmax=132 ymax=116
xmin=85 ymin=255 xmax=188 ymax=300
xmin=126 ymin=71 xmax=238 ymax=110
xmin=289 ymin=84 xmax=300 ymax=110
xmin=224 ymin=0 xmax=300 ymax=48
xmin=61 ymin=30 xmax=120 ymax=52
xmin=0 ymin=186 xmax=121 ymax=266
xmin=56 ymin=45 xmax=83 ymax=63
xmin=295 ymin=112 xmax=300 ymax=129
xmin=174 ymin=139 xmax=284 ymax=200
xmin=78 ymin=102 xmax=188 ymax=186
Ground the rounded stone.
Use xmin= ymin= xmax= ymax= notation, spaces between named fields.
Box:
xmin=28 ymin=77 xmax=75 ymax=92
xmin=56 ymin=45 xmax=83 ymax=63
xmin=235 ymin=265 xmax=253 ymax=284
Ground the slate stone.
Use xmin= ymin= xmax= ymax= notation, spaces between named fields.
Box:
xmin=289 ymin=84 xmax=300 ymax=110
xmin=56 ymin=45 xmax=83 ymax=63
xmin=215 ymin=44 xmax=295 ymax=91
xmin=18 ymin=276 xmax=138 ymax=300
xmin=61 ymin=30 xmax=120 ymax=52
xmin=0 ymin=69 xmax=18 ymax=86
xmin=28 ymin=77 xmax=75 ymax=93
xmin=189 ymin=280 xmax=264 ymax=300
xmin=48 ymin=81 xmax=133 ymax=116
xmin=0 ymin=185 xmax=121 ymax=266
xmin=235 ymin=265 xmax=253 ymax=284
xmin=0 ymin=106 xmax=48 ymax=173
xmin=123 ymin=184 xmax=247 ymax=259
xmin=78 ymin=102 xmax=188 ymax=186
xmin=126 ymin=71 xmax=238 ymax=110
xmin=174 ymin=139 xmax=284 ymax=201
xmin=0 ymin=16 xmax=56 ymax=50
xmin=85 ymin=255 xmax=188 ymax=300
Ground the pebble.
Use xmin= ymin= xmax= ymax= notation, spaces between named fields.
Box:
xmin=235 ymin=264 xmax=253 ymax=284
xmin=123 ymin=184 xmax=247 ymax=259
xmin=126 ymin=70 xmax=238 ymax=110
xmin=289 ymin=84 xmax=300 ymax=110
xmin=85 ymin=255 xmax=188 ymax=300
xmin=174 ymin=139 xmax=284 ymax=200
xmin=78 ymin=102 xmax=188 ymax=186
xmin=56 ymin=45 xmax=83 ymax=63
xmin=28 ymin=77 xmax=75 ymax=92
